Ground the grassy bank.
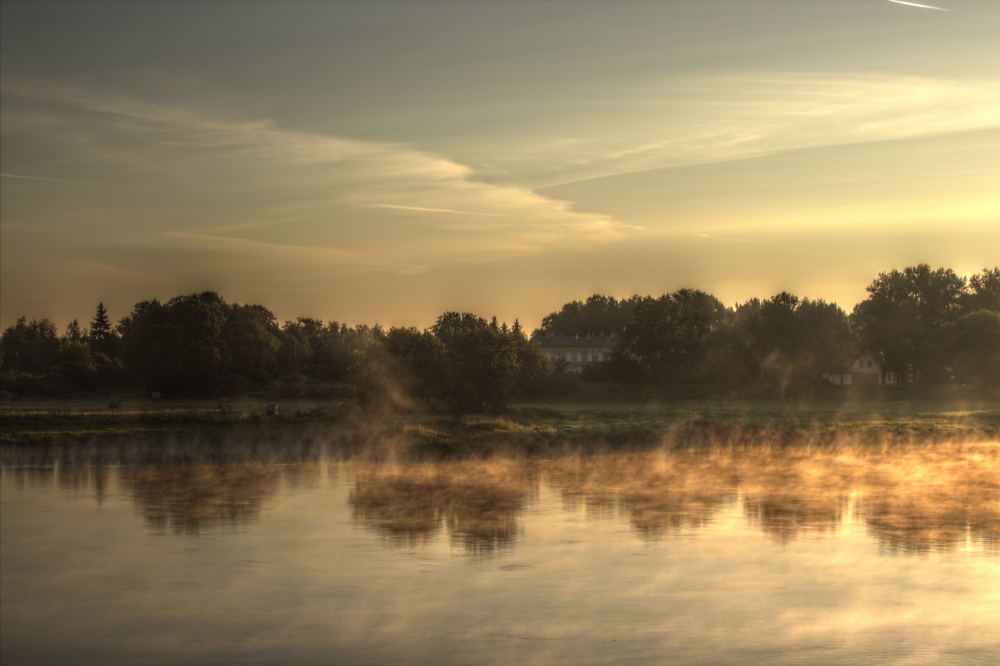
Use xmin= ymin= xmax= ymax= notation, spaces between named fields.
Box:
xmin=2 ymin=384 xmax=999 ymax=452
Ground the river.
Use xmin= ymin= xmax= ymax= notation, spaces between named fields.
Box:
xmin=2 ymin=440 xmax=998 ymax=665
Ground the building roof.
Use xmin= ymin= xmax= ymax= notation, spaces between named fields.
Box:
xmin=533 ymin=335 xmax=614 ymax=348
xmin=533 ymin=335 xmax=615 ymax=347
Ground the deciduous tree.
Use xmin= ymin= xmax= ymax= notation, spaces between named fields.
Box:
xmin=932 ymin=310 xmax=1000 ymax=386
xmin=614 ymin=290 xmax=729 ymax=383
xmin=0 ymin=317 xmax=60 ymax=375
xmin=851 ymin=265 xmax=967 ymax=373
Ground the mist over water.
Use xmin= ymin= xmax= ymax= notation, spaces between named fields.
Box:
xmin=2 ymin=438 xmax=999 ymax=664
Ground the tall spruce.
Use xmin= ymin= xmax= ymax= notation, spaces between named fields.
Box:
xmin=89 ymin=302 xmax=119 ymax=357
xmin=90 ymin=302 xmax=112 ymax=340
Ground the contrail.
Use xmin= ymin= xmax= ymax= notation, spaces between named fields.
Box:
xmin=0 ymin=172 xmax=104 ymax=185
xmin=370 ymin=204 xmax=505 ymax=217
xmin=886 ymin=0 xmax=949 ymax=11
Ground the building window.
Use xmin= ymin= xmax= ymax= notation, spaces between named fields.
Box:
xmin=587 ymin=352 xmax=593 ymax=362
xmin=577 ymin=353 xmax=582 ymax=362
xmin=597 ymin=353 xmax=604 ymax=362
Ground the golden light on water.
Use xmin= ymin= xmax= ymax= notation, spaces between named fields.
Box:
xmin=345 ymin=440 xmax=1000 ymax=554
xmin=3 ymin=438 xmax=998 ymax=664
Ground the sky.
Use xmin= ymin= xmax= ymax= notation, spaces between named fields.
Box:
xmin=2 ymin=0 xmax=998 ymax=331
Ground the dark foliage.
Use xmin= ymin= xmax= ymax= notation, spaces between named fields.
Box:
xmin=538 ymin=294 xmax=643 ymax=336
xmin=612 ymin=290 xmax=729 ymax=383
xmin=961 ymin=268 xmax=1000 ymax=315
xmin=89 ymin=302 xmax=120 ymax=357
xmin=119 ymin=293 xmax=229 ymax=395
xmin=737 ymin=294 xmax=854 ymax=383
xmin=851 ymin=265 xmax=971 ymax=378
xmin=278 ymin=318 xmax=378 ymax=381
xmin=432 ymin=313 xmax=530 ymax=412
xmin=3 ymin=264 xmax=998 ymax=402
xmin=931 ymin=310 xmax=1000 ymax=387
xmin=0 ymin=317 xmax=60 ymax=375
xmin=118 ymin=292 xmax=283 ymax=396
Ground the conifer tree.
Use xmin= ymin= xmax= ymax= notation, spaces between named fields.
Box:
xmin=90 ymin=302 xmax=113 ymax=340
xmin=89 ymin=302 xmax=118 ymax=356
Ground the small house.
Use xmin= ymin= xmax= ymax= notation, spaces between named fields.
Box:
xmin=818 ymin=352 xmax=917 ymax=386
xmin=846 ymin=352 xmax=881 ymax=385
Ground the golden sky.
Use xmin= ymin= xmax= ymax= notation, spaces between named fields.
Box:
xmin=2 ymin=1 xmax=998 ymax=330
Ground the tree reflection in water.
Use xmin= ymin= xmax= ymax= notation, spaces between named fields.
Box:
xmin=2 ymin=439 xmax=996 ymax=552
xmin=347 ymin=442 xmax=999 ymax=554
xmin=120 ymin=464 xmax=281 ymax=534
xmin=546 ymin=444 xmax=999 ymax=552
xmin=349 ymin=461 xmax=538 ymax=554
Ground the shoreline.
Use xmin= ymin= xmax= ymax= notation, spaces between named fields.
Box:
xmin=3 ymin=395 xmax=999 ymax=454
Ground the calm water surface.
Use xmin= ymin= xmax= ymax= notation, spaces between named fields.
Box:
xmin=2 ymin=441 xmax=998 ymax=665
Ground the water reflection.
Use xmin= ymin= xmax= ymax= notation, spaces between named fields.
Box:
xmin=545 ymin=445 xmax=999 ymax=552
xmin=1 ymin=440 xmax=997 ymax=553
xmin=349 ymin=461 xmax=536 ymax=554
xmin=121 ymin=464 xmax=280 ymax=534
xmin=546 ymin=454 xmax=737 ymax=537
xmin=744 ymin=493 xmax=845 ymax=543
xmin=5 ymin=466 xmax=56 ymax=489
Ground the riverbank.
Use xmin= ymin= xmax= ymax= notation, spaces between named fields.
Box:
xmin=3 ymin=387 xmax=999 ymax=453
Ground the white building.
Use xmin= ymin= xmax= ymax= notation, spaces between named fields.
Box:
xmin=819 ymin=352 xmax=912 ymax=386
xmin=534 ymin=333 xmax=616 ymax=373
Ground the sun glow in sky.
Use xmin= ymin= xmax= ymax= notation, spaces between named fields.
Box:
xmin=2 ymin=0 xmax=998 ymax=329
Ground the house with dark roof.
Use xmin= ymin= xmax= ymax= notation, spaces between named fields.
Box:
xmin=818 ymin=351 xmax=917 ymax=386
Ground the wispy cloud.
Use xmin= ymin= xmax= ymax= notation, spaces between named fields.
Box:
xmin=452 ymin=73 xmax=999 ymax=187
xmin=886 ymin=0 xmax=949 ymax=11
xmin=1 ymin=78 xmax=633 ymax=276
xmin=367 ymin=204 xmax=506 ymax=218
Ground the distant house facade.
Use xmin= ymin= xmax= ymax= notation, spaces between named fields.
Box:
xmin=846 ymin=352 xmax=882 ymax=385
xmin=818 ymin=351 xmax=918 ymax=386
xmin=534 ymin=333 xmax=616 ymax=373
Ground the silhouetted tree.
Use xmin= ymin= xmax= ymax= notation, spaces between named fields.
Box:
xmin=119 ymin=292 xmax=229 ymax=395
xmin=278 ymin=318 xmax=377 ymax=380
xmin=931 ymin=310 xmax=1000 ymax=386
xmin=351 ymin=327 xmax=446 ymax=410
xmin=696 ymin=326 xmax=760 ymax=384
xmin=432 ymin=312 xmax=539 ymax=412
xmin=383 ymin=326 xmax=448 ymax=399
xmin=56 ymin=339 xmax=97 ymax=389
xmin=613 ymin=290 xmax=729 ymax=383
xmin=538 ymin=294 xmax=643 ymax=336
xmin=737 ymin=293 xmax=854 ymax=382
xmin=223 ymin=303 xmax=281 ymax=385
xmin=88 ymin=302 xmax=120 ymax=357
xmin=0 ymin=318 xmax=60 ymax=375
xmin=64 ymin=319 xmax=85 ymax=341
xmin=960 ymin=268 xmax=1000 ymax=315
xmin=851 ymin=265 xmax=967 ymax=375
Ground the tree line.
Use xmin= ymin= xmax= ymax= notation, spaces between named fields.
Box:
xmin=1 ymin=265 xmax=998 ymax=410
xmin=541 ymin=265 xmax=999 ymax=386
xmin=0 ymin=293 xmax=545 ymax=411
